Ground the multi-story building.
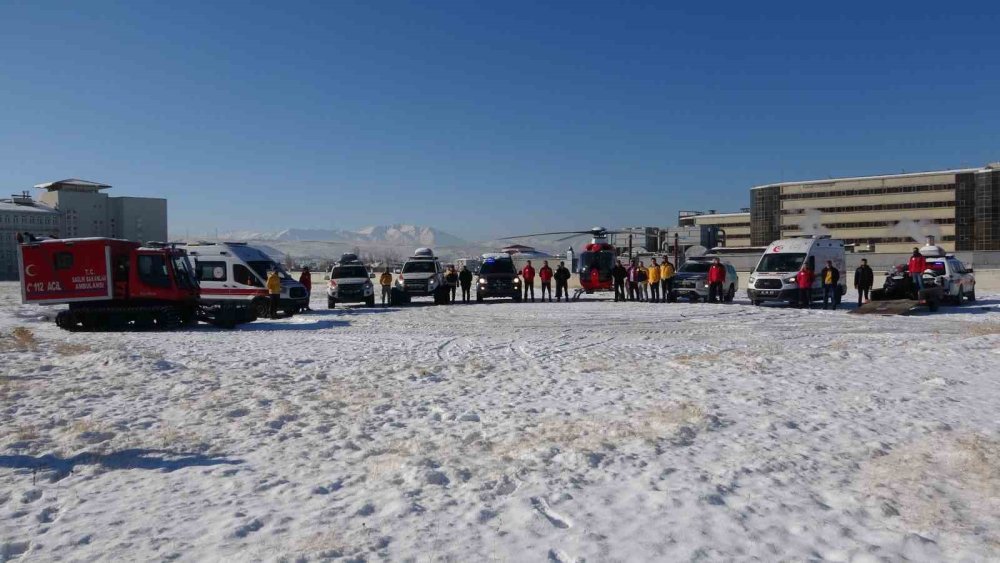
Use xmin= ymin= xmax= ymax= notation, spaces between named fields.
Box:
xmin=0 ymin=192 xmax=60 ymax=278
xmin=750 ymin=163 xmax=1000 ymax=253
xmin=678 ymin=209 xmax=752 ymax=247
xmin=36 ymin=179 xmax=167 ymax=242
xmin=0 ymin=179 xmax=168 ymax=280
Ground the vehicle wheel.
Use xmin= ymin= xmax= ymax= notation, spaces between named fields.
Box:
xmin=253 ymin=298 xmax=270 ymax=319
xmin=967 ymin=287 xmax=976 ymax=302
xmin=954 ymin=287 xmax=964 ymax=306
xmin=513 ymin=295 xmax=522 ymax=302
xmin=752 ymin=300 xmax=761 ymax=306
xmin=327 ymin=298 xmax=336 ymax=309
xmin=283 ymin=307 xmax=297 ymax=317
xmin=365 ymin=296 xmax=375 ymax=307
xmin=689 ymin=294 xmax=700 ymax=303
xmin=477 ymin=294 xmax=483 ymax=302
xmin=725 ymin=285 xmax=735 ymax=303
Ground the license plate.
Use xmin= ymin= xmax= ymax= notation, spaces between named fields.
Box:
xmin=760 ymin=290 xmax=776 ymax=296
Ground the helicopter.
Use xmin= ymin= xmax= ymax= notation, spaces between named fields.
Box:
xmin=499 ymin=227 xmax=647 ymax=298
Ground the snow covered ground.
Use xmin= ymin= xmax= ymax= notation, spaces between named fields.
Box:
xmin=1 ymin=281 xmax=999 ymax=562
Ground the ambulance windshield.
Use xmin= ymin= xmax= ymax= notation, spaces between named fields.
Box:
xmin=756 ymin=253 xmax=806 ymax=273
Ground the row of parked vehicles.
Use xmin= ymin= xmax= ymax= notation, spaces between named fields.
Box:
xmin=17 ymin=233 xmax=979 ymax=331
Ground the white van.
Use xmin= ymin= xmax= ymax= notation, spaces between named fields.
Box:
xmin=747 ymin=235 xmax=846 ymax=306
xmin=180 ymin=242 xmax=309 ymax=317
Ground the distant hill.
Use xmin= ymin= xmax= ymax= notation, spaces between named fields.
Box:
xmin=208 ymin=224 xmax=468 ymax=248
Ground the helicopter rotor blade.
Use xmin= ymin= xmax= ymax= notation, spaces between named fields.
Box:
xmin=497 ymin=231 xmax=590 ymax=240
xmin=555 ymin=233 xmax=589 ymax=242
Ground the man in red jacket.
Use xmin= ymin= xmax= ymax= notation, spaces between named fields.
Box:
xmin=707 ymin=258 xmax=727 ymax=303
xmin=908 ymin=248 xmax=926 ymax=291
xmin=539 ymin=260 xmax=554 ymax=302
xmin=522 ymin=260 xmax=536 ymax=302
xmin=795 ymin=263 xmax=814 ymax=309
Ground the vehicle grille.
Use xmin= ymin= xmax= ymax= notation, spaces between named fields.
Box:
xmin=488 ymin=280 xmax=514 ymax=291
xmin=339 ymin=283 xmax=364 ymax=294
xmin=755 ymin=279 xmax=782 ymax=289
xmin=677 ymin=279 xmax=698 ymax=288
xmin=405 ymin=282 xmax=428 ymax=293
xmin=290 ymin=287 xmax=307 ymax=298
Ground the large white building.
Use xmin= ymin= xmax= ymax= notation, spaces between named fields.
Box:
xmin=1 ymin=179 xmax=168 ymax=280
xmin=36 ymin=179 xmax=167 ymax=242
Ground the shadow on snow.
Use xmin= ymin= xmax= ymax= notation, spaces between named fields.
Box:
xmin=0 ymin=449 xmax=243 ymax=482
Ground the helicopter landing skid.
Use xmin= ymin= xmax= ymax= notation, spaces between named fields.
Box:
xmin=572 ymin=288 xmax=587 ymax=301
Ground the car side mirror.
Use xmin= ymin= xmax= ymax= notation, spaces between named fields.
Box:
xmin=967 ymin=268 xmax=974 ymax=273
xmin=370 ymin=272 xmax=376 ymax=278
xmin=324 ymin=275 xmax=330 ymax=281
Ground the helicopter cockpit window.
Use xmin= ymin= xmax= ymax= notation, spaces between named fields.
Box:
xmin=579 ymin=251 xmax=613 ymax=272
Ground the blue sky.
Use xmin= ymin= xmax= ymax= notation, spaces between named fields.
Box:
xmin=2 ymin=2 xmax=998 ymax=241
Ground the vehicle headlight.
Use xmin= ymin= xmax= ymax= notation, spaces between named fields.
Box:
xmin=513 ymin=278 xmax=521 ymax=285
xmin=395 ymin=278 xmax=404 ymax=287
xmin=748 ymin=275 xmax=755 ymax=284
xmin=478 ymin=277 xmax=487 ymax=284
xmin=785 ymin=276 xmax=796 ymax=283
xmin=428 ymin=278 xmax=437 ymax=287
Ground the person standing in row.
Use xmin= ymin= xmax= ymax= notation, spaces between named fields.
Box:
xmin=612 ymin=260 xmax=627 ymax=302
xmin=707 ymin=257 xmax=726 ymax=303
xmin=637 ymin=261 xmax=648 ymax=302
xmin=266 ymin=269 xmax=282 ymax=318
xmin=796 ymin=263 xmax=814 ymax=309
xmin=660 ymin=258 xmax=675 ymax=302
xmin=379 ymin=269 xmax=393 ymax=306
xmin=647 ymin=257 xmax=660 ymax=303
xmin=554 ymin=261 xmax=571 ymax=302
xmin=445 ymin=265 xmax=458 ymax=302
xmin=539 ymin=260 xmax=553 ymax=302
xmin=627 ymin=261 xmax=640 ymax=301
xmin=908 ymin=248 xmax=926 ymax=291
xmin=298 ymin=266 xmax=313 ymax=311
xmin=459 ymin=264 xmax=473 ymax=303
xmin=854 ymin=259 xmax=874 ymax=306
xmin=821 ymin=260 xmax=841 ymax=310
xmin=522 ymin=260 xmax=536 ymax=302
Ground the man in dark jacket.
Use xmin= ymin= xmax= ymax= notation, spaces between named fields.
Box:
xmin=459 ymin=265 xmax=473 ymax=303
xmin=554 ymin=261 xmax=571 ymax=302
xmin=445 ymin=265 xmax=459 ymax=302
xmin=854 ymin=259 xmax=874 ymax=306
xmin=611 ymin=260 xmax=627 ymax=302
xmin=821 ymin=260 xmax=841 ymax=309
xmin=539 ymin=260 xmax=554 ymax=302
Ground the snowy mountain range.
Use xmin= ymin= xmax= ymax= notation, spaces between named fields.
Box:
xmin=208 ymin=224 xmax=468 ymax=247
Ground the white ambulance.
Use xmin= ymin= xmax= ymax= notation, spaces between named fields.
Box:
xmin=747 ymin=235 xmax=846 ymax=306
xmin=180 ymin=242 xmax=309 ymax=317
